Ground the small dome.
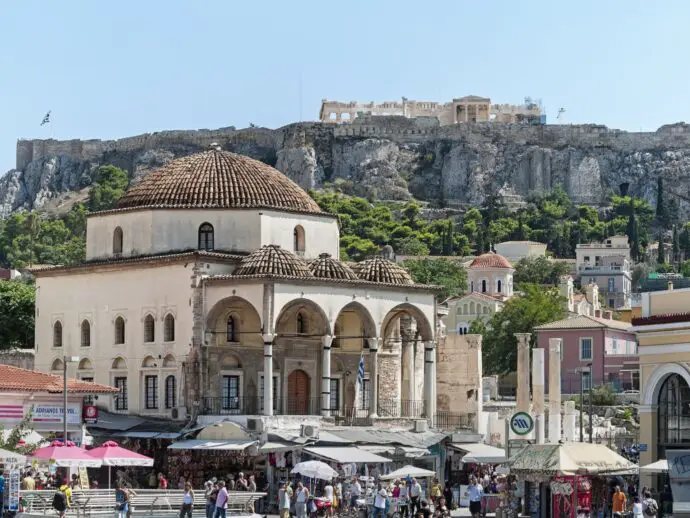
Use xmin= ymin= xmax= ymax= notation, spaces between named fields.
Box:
xmin=469 ymin=252 xmax=513 ymax=269
xmin=353 ymin=257 xmax=414 ymax=285
xmin=115 ymin=148 xmax=322 ymax=214
xmin=308 ymin=253 xmax=359 ymax=280
xmin=234 ymin=245 xmax=313 ymax=277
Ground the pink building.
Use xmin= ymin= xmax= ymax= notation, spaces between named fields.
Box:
xmin=534 ymin=314 xmax=639 ymax=395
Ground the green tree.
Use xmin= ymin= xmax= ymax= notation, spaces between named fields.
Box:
xmin=402 ymin=259 xmax=467 ymax=300
xmin=87 ymin=165 xmax=129 ymax=211
xmin=680 ymin=260 xmax=690 ymax=278
xmin=513 ymin=256 xmax=571 ymax=287
xmin=481 ymin=284 xmax=566 ymax=374
xmin=657 ymin=230 xmax=665 ymax=265
xmin=0 ymin=280 xmax=35 ymax=349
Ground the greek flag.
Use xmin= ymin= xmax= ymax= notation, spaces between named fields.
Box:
xmin=354 ymin=352 xmax=365 ymax=410
xmin=40 ymin=111 xmax=51 ymax=126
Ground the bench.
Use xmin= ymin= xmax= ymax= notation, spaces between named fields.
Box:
xmin=20 ymin=489 xmax=266 ymax=517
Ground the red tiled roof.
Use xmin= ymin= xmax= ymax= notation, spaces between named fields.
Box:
xmin=632 ymin=312 xmax=690 ymax=326
xmin=469 ymin=253 xmax=513 ymax=269
xmin=0 ymin=365 xmax=118 ymax=394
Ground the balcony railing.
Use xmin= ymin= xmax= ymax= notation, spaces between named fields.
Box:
xmin=435 ymin=411 xmax=474 ymax=430
xmin=377 ymin=399 xmax=426 ymax=418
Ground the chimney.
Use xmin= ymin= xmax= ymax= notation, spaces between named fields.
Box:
xmin=668 ymin=281 xmax=674 ymax=291
xmin=595 ymin=309 xmax=602 ymax=318
xmin=603 ymin=310 xmax=613 ymax=320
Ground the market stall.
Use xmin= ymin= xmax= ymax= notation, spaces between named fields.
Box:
xmin=504 ymin=443 xmax=637 ymax=518
xmin=86 ymin=440 xmax=153 ymax=488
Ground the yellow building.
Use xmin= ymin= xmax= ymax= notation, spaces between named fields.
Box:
xmin=634 ymin=286 xmax=690 ymax=489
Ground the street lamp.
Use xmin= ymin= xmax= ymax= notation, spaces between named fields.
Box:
xmin=587 ymin=362 xmax=593 ymax=444
xmin=578 ymin=364 xmax=592 ymax=442
xmin=63 ymin=356 xmax=80 ymax=443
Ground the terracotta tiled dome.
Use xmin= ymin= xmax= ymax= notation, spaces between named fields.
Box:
xmin=308 ymin=253 xmax=359 ymax=280
xmin=469 ymin=252 xmax=513 ymax=269
xmin=233 ymin=245 xmax=313 ymax=277
xmin=115 ymin=148 xmax=322 ymax=214
xmin=353 ymin=257 xmax=414 ymax=285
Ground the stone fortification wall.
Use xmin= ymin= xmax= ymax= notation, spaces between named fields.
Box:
xmin=8 ymin=118 xmax=690 ymax=219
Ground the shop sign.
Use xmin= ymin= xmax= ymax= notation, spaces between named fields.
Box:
xmin=510 ymin=411 xmax=534 ymax=436
xmin=638 ymin=443 xmax=648 ymax=452
xmin=83 ymin=405 xmax=98 ymax=424
xmin=31 ymin=403 xmax=81 ymax=425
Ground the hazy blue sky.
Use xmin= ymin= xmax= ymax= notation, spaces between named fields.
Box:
xmin=0 ymin=0 xmax=687 ymax=171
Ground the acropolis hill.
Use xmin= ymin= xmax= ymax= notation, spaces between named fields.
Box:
xmin=5 ymin=115 xmax=690 ymax=218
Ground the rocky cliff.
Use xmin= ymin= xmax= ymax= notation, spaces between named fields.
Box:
xmin=5 ymin=117 xmax=690 ymax=217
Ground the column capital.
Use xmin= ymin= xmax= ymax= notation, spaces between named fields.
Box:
xmin=262 ymin=333 xmax=275 ymax=344
xmin=466 ymin=334 xmax=482 ymax=350
xmin=515 ymin=333 xmax=532 ymax=348
xmin=424 ymin=340 xmax=436 ymax=350
xmin=366 ymin=337 xmax=380 ymax=351
xmin=321 ymin=335 xmax=334 ymax=349
xmin=548 ymin=337 xmax=563 ymax=353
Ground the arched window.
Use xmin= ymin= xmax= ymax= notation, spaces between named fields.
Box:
xmin=51 ymin=358 xmax=64 ymax=371
xmin=198 ymin=223 xmax=214 ymax=251
xmin=53 ymin=321 xmax=63 ymax=348
xmin=81 ymin=320 xmax=91 ymax=347
xmin=293 ymin=225 xmax=305 ymax=254
xmin=165 ymin=375 xmax=177 ymax=409
xmin=143 ymin=314 xmax=155 ymax=343
xmin=481 ymin=279 xmax=487 ymax=293
xmin=483 ymin=306 xmax=489 ymax=314
xmin=297 ymin=312 xmax=307 ymax=334
xmin=114 ymin=316 xmax=126 ymax=345
xmin=113 ymin=227 xmax=123 ymax=255
xmin=470 ymin=281 xmax=474 ymax=292
xmin=469 ymin=301 xmax=475 ymax=314
xmin=226 ymin=315 xmax=237 ymax=343
xmin=658 ymin=374 xmax=690 ymax=444
xmin=164 ymin=314 xmax=175 ymax=342
xmin=497 ymin=280 xmax=502 ymax=293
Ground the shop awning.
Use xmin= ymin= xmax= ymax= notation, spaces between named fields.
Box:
xmin=260 ymin=442 xmax=296 ymax=453
xmin=168 ymin=440 xmax=257 ymax=451
xmin=115 ymin=431 xmax=182 ymax=439
xmin=450 ymin=443 xmax=506 ymax=464
xmin=304 ymin=447 xmax=392 ymax=463
xmin=358 ymin=445 xmax=429 ymax=458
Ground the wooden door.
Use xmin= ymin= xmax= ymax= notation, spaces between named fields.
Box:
xmin=287 ymin=369 xmax=310 ymax=414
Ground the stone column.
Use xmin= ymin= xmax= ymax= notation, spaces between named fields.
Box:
xmin=467 ymin=335 xmax=484 ymax=435
xmin=321 ymin=335 xmax=333 ymax=417
xmin=424 ymin=340 xmax=436 ymax=422
xmin=367 ymin=338 xmax=380 ymax=417
xmin=262 ymin=333 xmax=274 ymax=417
xmin=532 ymin=348 xmax=545 ymax=444
xmin=515 ymin=333 xmax=532 ymax=413
xmin=549 ymin=338 xmax=563 ymax=443
xmin=563 ymin=400 xmax=576 ymax=442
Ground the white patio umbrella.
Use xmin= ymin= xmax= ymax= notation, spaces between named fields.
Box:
xmin=380 ymin=465 xmax=436 ymax=480
xmin=640 ymin=459 xmax=668 ymax=473
xmin=291 ymin=460 xmax=338 ymax=481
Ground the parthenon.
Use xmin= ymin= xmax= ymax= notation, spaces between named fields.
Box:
xmin=319 ymin=95 xmax=543 ymax=125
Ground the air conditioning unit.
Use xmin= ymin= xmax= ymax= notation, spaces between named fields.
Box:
xmin=414 ymin=419 xmax=428 ymax=433
xmin=301 ymin=424 xmax=319 ymax=439
xmin=247 ymin=418 xmax=264 ymax=433
xmin=171 ymin=408 xmax=179 ymax=419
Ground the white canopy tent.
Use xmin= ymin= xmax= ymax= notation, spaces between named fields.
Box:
xmin=451 ymin=443 xmax=506 ymax=464
xmin=380 ymin=465 xmax=437 ymax=481
xmin=304 ymin=447 xmax=392 ymax=464
xmin=640 ymin=459 xmax=668 ymax=473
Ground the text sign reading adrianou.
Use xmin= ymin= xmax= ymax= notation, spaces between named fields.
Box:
xmin=510 ymin=412 xmax=534 ymax=436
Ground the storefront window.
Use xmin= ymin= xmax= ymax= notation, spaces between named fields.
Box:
xmin=658 ymin=374 xmax=690 ymax=444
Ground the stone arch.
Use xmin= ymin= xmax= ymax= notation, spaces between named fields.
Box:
xmin=220 ymin=353 xmax=242 ymax=369
xmin=51 ymin=358 xmax=64 ymax=371
xmin=162 ymin=354 xmax=176 ymax=368
xmin=380 ymin=303 xmax=434 ymax=342
xmin=205 ymin=296 xmax=262 ymax=346
xmin=333 ymin=301 xmax=377 ymax=350
xmin=111 ymin=357 xmax=128 ymax=370
xmin=275 ymin=298 xmax=331 ymax=338
xmin=142 ymin=355 xmax=157 ymax=368
xmin=113 ymin=227 xmax=123 ymax=255
xmin=78 ymin=358 xmax=93 ymax=370
xmin=642 ymin=362 xmax=690 ymax=406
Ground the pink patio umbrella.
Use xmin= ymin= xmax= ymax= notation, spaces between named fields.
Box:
xmin=30 ymin=440 xmax=102 ymax=468
xmin=86 ymin=440 xmax=154 ymax=488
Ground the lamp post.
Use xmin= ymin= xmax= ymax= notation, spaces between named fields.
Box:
xmin=578 ymin=364 xmax=592 ymax=443
xmin=63 ymin=356 xmax=80 ymax=443
xmin=588 ymin=362 xmax=593 ymax=444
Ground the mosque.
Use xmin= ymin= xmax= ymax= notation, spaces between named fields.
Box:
xmin=32 ymin=146 xmax=440 ymax=422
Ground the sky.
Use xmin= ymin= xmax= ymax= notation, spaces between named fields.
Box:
xmin=0 ymin=0 xmax=689 ymax=172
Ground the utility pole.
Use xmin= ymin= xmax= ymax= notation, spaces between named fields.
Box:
xmin=588 ymin=362 xmax=593 ymax=444
xmin=579 ymin=370 xmax=584 ymax=442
